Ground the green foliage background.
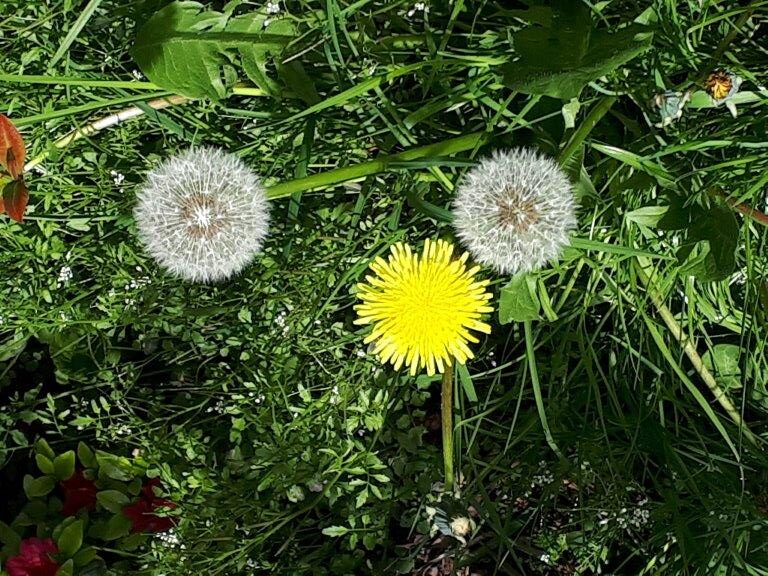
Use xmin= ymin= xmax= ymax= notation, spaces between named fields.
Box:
xmin=1 ymin=0 xmax=768 ymax=574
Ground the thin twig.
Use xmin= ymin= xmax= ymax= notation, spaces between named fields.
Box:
xmin=711 ymin=189 xmax=768 ymax=227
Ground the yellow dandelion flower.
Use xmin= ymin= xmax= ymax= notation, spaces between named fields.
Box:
xmin=354 ymin=239 xmax=493 ymax=376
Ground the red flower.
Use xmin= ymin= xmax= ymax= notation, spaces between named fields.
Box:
xmin=60 ymin=470 xmax=98 ymax=516
xmin=122 ymin=478 xmax=178 ymax=533
xmin=5 ymin=538 xmax=59 ymax=576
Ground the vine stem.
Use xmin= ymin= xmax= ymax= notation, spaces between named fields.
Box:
xmin=524 ymin=320 xmax=564 ymax=459
xmin=441 ymin=363 xmax=455 ymax=493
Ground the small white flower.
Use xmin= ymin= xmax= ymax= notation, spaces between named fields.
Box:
xmin=57 ymin=265 xmax=73 ymax=285
xmin=134 ymin=147 xmax=270 ymax=283
xmin=266 ymin=1 xmax=280 ymax=14
xmin=452 ymin=148 xmax=577 ymax=275
xmin=131 ymin=69 xmax=144 ymax=80
xmin=407 ymin=2 xmax=428 ymax=17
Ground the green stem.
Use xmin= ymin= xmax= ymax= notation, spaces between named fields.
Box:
xmin=441 ymin=363 xmax=455 ymax=493
xmin=265 ymin=132 xmax=487 ymax=199
xmin=558 ymin=96 xmax=617 ymax=166
xmin=524 ymin=320 xmax=563 ymax=459
xmin=634 ymin=256 xmax=758 ymax=447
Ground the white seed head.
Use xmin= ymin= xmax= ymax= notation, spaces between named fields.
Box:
xmin=134 ymin=147 xmax=270 ymax=283
xmin=452 ymin=148 xmax=577 ymax=275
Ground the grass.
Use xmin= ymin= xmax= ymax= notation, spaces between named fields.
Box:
xmin=1 ymin=0 xmax=768 ymax=574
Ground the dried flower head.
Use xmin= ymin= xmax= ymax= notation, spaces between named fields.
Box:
xmin=706 ymin=69 xmax=742 ymax=103
xmin=452 ymin=148 xmax=577 ymax=275
xmin=354 ymin=239 xmax=493 ymax=376
xmin=134 ymin=147 xmax=269 ymax=283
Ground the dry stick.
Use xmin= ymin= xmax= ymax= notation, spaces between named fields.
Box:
xmin=711 ymin=189 xmax=768 ymax=227
xmin=634 ymin=257 xmax=758 ymax=447
xmin=23 ymin=94 xmax=192 ymax=174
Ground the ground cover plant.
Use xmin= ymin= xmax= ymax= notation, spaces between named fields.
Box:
xmin=1 ymin=0 xmax=767 ymax=574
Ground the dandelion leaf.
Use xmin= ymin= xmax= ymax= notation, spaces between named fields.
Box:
xmin=502 ymin=0 xmax=652 ymax=100
xmin=677 ymin=204 xmax=739 ymax=282
xmin=132 ymin=1 xmax=293 ymax=100
xmin=498 ymin=274 xmax=541 ymax=324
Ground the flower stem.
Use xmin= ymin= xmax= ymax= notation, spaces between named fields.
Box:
xmin=441 ymin=363 xmax=455 ymax=493
xmin=524 ymin=320 xmax=563 ymax=459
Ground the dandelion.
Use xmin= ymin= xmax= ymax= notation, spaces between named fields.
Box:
xmin=134 ymin=147 xmax=269 ymax=283
xmin=452 ymin=148 xmax=577 ymax=275
xmin=354 ymin=239 xmax=493 ymax=376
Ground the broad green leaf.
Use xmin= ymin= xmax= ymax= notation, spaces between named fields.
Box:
xmin=503 ymin=0 xmax=652 ymax=99
xmin=132 ymin=1 xmax=293 ymax=100
xmin=57 ymin=559 xmax=75 ymax=576
xmin=77 ymin=442 xmax=97 ymax=469
xmin=97 ymin=490 xmax=130 ymax=514
xmin=72 ymin=546 xmax=98 ymax=567
xmin=57 ymin=519 xmax=84 ymax=557
xmin=98 ymin=513 xmax=132 ymax=541
xmin=23 ymin=475 xmax=56 ymax=498
xmin=0 ymin=521 xmax=21 ymax=548
xmin=499 ymin=274 xmax=541 ymax=324
xmin=35 ymin=454 xmax=55 ymax=475
xmin=54 ymin=451 xmax=76 ymax=481
xmin=702 ymin=344 xmax=742 ymax=390
xmin=678 ymin=204 xmax=739 ymax=282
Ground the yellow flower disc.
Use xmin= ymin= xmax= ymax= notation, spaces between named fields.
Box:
xmin=354 ymin=239 xmax=493 ymax=376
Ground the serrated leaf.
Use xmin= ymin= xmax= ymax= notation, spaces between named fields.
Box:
xmin=2 ymin=178 xmax=29 ymax=222
xmin=502 ymin=0 xmax=652 ymax=100
xmin=23 ymin=475 xmax=56 ymax=498
xmin=499 ymin=274 xmax=541 ymax=324
xmin=54 ymin=451 xmax=76 ymax=481
xmin=132 ymin=1 xmax=292 ymax=100
xmin=57 ymin=519 xmax=84 ymax=557
xmin=96 ymin=490 xmax=130 ymax=514
xmin=0 ymin=114 xmax=25 ymax=179
xmin=321 ymin=525 xmax=349 ymax=537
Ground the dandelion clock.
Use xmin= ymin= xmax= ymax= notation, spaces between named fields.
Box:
xmin=134 ymin=147 xmax=270 ymax=283
xmin=452 ymin=148 xmax=577 ymax=275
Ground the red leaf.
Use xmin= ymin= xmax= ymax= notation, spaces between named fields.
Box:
xmin=3 ymin=178 xmax=28 ymax=222
xmin=0 ymin=114 xmax=26 ymax=179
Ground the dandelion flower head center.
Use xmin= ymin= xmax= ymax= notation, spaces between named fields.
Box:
xmin=179 ymin=191 xmax=227 ymax=239
xmin=496 ymin=187 xmax=540 ymax=233
xmin=355 ymin=239 xmax=493 ymax=376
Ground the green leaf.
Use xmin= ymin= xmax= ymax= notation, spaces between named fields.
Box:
xmin=132 ymin=1 xmax=293 ymax=100
xmin=0 ymin=521 xmax=21 ymax=549
xmin=499 ymin=274 xmax=541 ymax=324
xmin=502 ymin=0 xmax=652 ymax=99
xmin=321 ymin=525 xmax=350 ymax=537
xmin=57 ymin=519 xmax=84 ymax=558
xmin=456 ymin=363 xmax=478 ymax=403
xmin=56 ymin=559 xmax=75 ymax=576
xmin=23 ymin=475 xmax=56 ymax=498
xmin=54 ymin=451 xmax=76 ymax=481
xmin=702 ymin=344 xmax=743 ymax=390
xmin=77 ymin=442 xmax=97 ymax=469
xmin=100 ymin=514 xmax=132 ymax=541
xmin=678 ymin=204 xmax=739 ymax=282
xmin=35 ymin=454 xmax=55 ymax=475
xmin=72 ymin=546 xmax=98 ymax=567
xmin=96 ymin=490 xmax=130 ymax=514
xmin=35 ymin=438 xmax=56 ymax=460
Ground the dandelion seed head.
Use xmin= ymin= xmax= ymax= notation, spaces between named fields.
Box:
xmin=354 ymin=239 xmax=493 ymax=376
xmin=134 ymin=147 xmax=269 ymax=283
xmin=452 ymin=148 xmax=577 ymax=275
